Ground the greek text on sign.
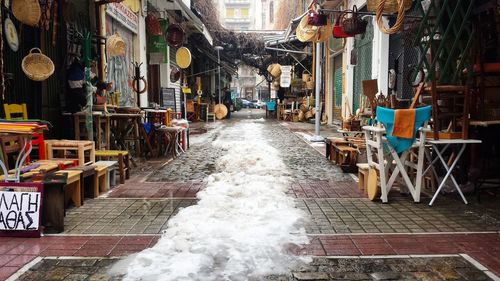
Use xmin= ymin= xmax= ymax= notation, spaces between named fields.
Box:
xmin=0 ymin=191 xmax=41 ymax=231
xmin=106 ymin=3 xmax=139 ymax=33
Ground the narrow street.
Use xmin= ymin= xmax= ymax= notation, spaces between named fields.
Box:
xmin=3 ymin=110 xmax=498 ymax=280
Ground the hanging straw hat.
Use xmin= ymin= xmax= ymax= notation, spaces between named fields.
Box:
xmin=107 ymin=33 xmax=126 ymax=57
xmin=176 ymin=47 xmax=192 ymax=69
xmin=316 ymin=21 xmax=333 ymax=42
xmin=12 ymin=0 xmax=41 ymax=27
xmin=296 ymin=15 xmax=320 ymax=43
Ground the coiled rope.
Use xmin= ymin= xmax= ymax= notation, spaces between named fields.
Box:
xmin=376 ymin=0 xmax=406 ymax=34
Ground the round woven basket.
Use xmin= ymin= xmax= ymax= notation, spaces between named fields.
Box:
xmin=166 ymin=24 xmax=184 ymax=48
xmin=21 ymin=48 xmax=54 ymax=81
xmin=214 ymin=104 xmax=228 ymax=119
xmin=367 ymin=0 xmax=413 ymax=13
xmin=306 ymin=80 xmax=315 ymax=90
xmin=12 ymin=0 xmax=41 ymax=27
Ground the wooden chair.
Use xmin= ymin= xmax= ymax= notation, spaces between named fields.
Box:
xmin=186 ymin=100 xmax=196 ymax=121
xmin=206 ymin=104 xmax=216 ymax=122
xmin=3 ymin=103 xmax=45 ymax=160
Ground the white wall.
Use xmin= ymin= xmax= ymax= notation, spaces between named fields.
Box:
xmin=343 ymin=0 xmax=390 ymax=117
xmin=138 ymin=6 xmax=148 ymax=107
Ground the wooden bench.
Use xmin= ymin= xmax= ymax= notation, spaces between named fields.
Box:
xmin=68 ymin=165 xmax=96 ymax=204
xmin=54 ymin=170 xmax=82 ymax=208
xmin=95 ymin=151 xmax=129 ymax=184
xmin=93 ymin=165 xmax=108 ymax=196
xmin=46 ymin=140 xmax=95 ymax=166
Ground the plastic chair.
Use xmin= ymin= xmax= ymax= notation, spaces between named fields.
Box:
xmin=266 ymin=101 xmax=276 ymax=118
xmin=3 ymin=103 xmax=45 ymax=160
xmin=363 ymin=106 xmax=432 ymax=203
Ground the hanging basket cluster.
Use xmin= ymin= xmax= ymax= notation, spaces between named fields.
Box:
xmin=107 ymin=33 xmax=126 ymax=57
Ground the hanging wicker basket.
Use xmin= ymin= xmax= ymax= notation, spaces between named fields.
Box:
xmin=267 ymin=63 xmax=282 ymax=78
xmin=342 ymin=6 xmax=368 ymax=35
xmin=21 ymin=48 xmax=55 ymax=81
xmin=12 ymin=0 xmax=41 ymax=27
xmin=367 ymin=0 xmax=413 ymax=13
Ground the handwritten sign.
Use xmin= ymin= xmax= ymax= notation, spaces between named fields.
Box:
xmin=0 ymin=183 xmax=43 ymax=237
xmin=106 ymin=3 xmax=139 ymax=33
xmin=0 ymin=191 xmax=40 ymax=230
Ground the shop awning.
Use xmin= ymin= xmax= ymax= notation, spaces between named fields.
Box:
xmin=149 ymin=0 xmax=213 ymax=45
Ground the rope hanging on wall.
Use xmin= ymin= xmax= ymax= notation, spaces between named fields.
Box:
xmin=376 ymin=0 xmax=406 ymax=34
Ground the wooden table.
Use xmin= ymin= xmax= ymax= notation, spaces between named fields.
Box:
xmin=69 ymin=111 xmax=142 ymax=156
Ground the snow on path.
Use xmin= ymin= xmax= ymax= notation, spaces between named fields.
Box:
xmin=115 ymin=121 xmax=310 ymax=281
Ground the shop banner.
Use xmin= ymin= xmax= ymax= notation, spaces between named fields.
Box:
xmin=106 ymin=3 xmax=139 ymax=34
xmin=148 ymin=19 xmax=169 ymax=64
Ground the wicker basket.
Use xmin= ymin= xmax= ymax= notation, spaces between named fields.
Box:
xmin=306 ymin=80 xmax=315 ymax=90
xmin=367 ymin=0 xmax=413 ymax=13
xmin=21 ymin=48 xmax=54 ymax=81
xmin=12 ymin=0 xmax=41 ymax=27
xmin=267 ymin=63 xmax=282 ymax=78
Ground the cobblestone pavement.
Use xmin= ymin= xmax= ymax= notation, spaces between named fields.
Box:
xmin=15 ymin=256 xmax=496 ymax=281
xmin=2 ymin=109 xmax=500 ymax=280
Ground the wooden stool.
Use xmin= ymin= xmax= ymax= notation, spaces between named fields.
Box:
xmin=95 ymin=161 xmax=118 ymax=192
xmin=68 ymin=165 xmax=96 ymax=204
xmin=357 ymin=163 xmax=369 ymax=196
xmin=93 ymin=165 xmax=108 ymax=196
xmin=54 ymin=170 xmax=82 ymax=208
xmin=333 ymin=145 xmax=359 ymax=172
xmin=46 ymin=140 xmax=95 ymax=166
xmin=95 ymin=151 xmax=129 ymax=184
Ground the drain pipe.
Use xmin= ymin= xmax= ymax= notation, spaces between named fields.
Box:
xmin=311 ymin=41 xmax=324 ymax=142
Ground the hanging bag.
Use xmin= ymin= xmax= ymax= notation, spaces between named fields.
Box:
xmin=342 ymin=5 xmax=368 ymax=35
xmin=308 ymin=9 xmax=328 ymax=26
xmin=332 ymin=12 xmax=351 ymax=38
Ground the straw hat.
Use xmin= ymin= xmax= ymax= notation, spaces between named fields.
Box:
xmin=107 ymin=33 xmax=126 ymax=57
xmin=316 ymin=21 xmax=333 ymax=42
xmin=296 ymin=15 xmax=319 ymax=43
xmin=176 ymin=47 xmax=192 ymax=69
xmin=296 ymin=14 xmax=332 ymax=43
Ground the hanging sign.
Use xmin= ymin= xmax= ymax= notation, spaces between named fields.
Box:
xmin=0 ymin=182 xmax=43 ymax=237
xmin=106 ymin=3 xmax=139 ymax=34
xmin=280 ymin=65 xmax=292 ymax=88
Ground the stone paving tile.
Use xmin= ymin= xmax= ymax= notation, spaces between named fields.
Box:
xmin=63 ymin=199 xmax=197 ymax=235
xmin=299 ymin=198 xmax=500 ymax=234
xmin=1 ymin=233 xmax=499 ymax=279
xmin=14 ymin=256 xmax=496 ymax=281
xmin=106 ymin=182 xmax=206 ymax=198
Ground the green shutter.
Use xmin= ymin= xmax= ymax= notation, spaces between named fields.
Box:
xmin=353 ymin=20 xmax=374 ymax=113
xmin=334 ymin=68 xmax=342 ymax=107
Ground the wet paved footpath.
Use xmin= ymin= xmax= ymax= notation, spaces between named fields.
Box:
xmin=2 ymin=109 xmax=499 ymax=280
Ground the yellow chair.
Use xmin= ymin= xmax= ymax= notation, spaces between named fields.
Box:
xmin=3 ymin=103 xmax=28 ymax=119
xmin=3 ymin=103 xmax=45 ymax=160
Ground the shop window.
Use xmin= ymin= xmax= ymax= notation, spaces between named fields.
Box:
xmin=241 ymin=8 xmax=249 ymax=17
